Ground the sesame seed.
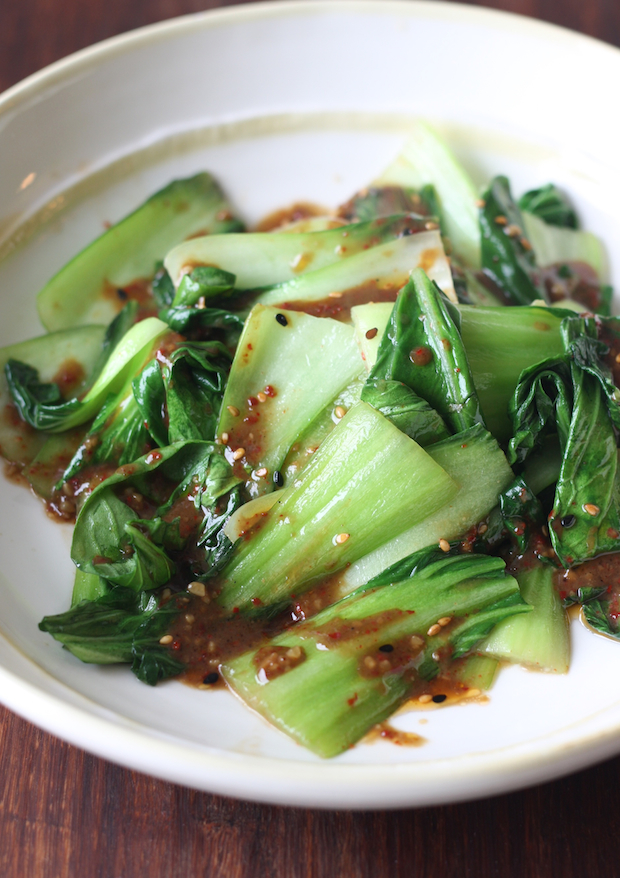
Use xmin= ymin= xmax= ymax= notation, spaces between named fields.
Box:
xmin=495 ymin=215 xmax=507 ymax=225
xmin=378 ymin=659 xmax=392 ymax=673
xmin=505 ymin=224 xmax=522 ymax=237
xmin=466 ymin=688 xmax=481 ymax=698
xmin=159 ymin=634 xmax=173 ymax=645
xmin=196 ymin=296 xmax=206 ymax=309
xmin=418 ymin=693 xmax=433 ymax=704
xmin=427 ymin=623 xmax=442 ymax=637
xmin=520 ymin=237 xmax=532 ymax=251
xmin=232 ymin=447 xmax=245 ymax=461
xmin=328 ymin=291 xmax=343 ymax=298
xmin=207 ymin=641 xmax=217 ymax=653
xmin=334 ymin=406 xmax=346 ymax=419
xmin=221 ymin=432 xmax=229 ymax=444
xmin=203 ymin=672 xmax=219 ymax=685
xmin=584 ymin=503 xmax=600 ymax=516
xmin=432 ymin=694 xmax=447 ymax=704
xmin=187 ymin=581 xmax=206 ymax=597
xmin=335 ymin=532 xmax=350 ymax=544
xmin=185 ymin=614 xmax=195 ymax=624
xmin=286 ymin=646 xmax=302 ymax=660
xmin=424 ymin=220 xmax=439 ymax=230
xmin=256 ymin=467 xmax=268 ymax=477
xmin=378 ymin=644 xmax=394 ymax=653
xmin=273 ymin=470 xmax=284 ymax=488
xmin=364 ymin=656 xmax=377 ymax=670
xmin=410 ymin=635 xmax=424 ymax=649
xmin=438 ymin=617 xmax=452 ymax=627
xmin=438 ymin=538 xmax=450 ymax=553
xmin=365 ymin=327 xmax=378 ymax=340
xmin=257 ymin=391 xmax=267 ymax=403
xmin=227 ymin=405 xmax=240 ymax=417
xmin=476 ymin=199 xmax=486 ymax=208
xmin=478 ymin=523 xmax=488 ymax=535
xmin=275 ymin=313 xmax=288 ymax=326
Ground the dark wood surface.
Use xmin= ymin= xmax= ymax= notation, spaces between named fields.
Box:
xmin=1 ymin=1 xmax=619 ymax=875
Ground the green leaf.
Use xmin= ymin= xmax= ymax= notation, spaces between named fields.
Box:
xmin=518 ymin=184 xmax=578 ymax=229
xmin=480 ymin=176 xmax=547 ymax=306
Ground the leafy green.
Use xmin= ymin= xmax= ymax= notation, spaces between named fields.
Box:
xmin=367 ymin=268 xmax=483 ymax=433
xmin=40 ymin=586 xmax=185 ymax=684
xmin=518 ymin=184 xmax=578 ymax=229
xmin=480 ymin=176 xmax=547 ymax=306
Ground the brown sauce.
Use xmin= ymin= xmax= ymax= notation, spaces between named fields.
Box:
xmin=281 ymin=280 xmax=403 ymax=321
xmin=364 ymin=722 xmax=425 ymax=747
xmin=102 ymin=277 xmax=159 ymax=320
xmin=255 ymin=202 xmax=329 ymax=232
xmin=542 ymin=261 xmax=603 ymax=311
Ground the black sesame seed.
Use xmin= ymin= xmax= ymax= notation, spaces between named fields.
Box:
xmin=203 ymin=672 xmax=219 ymax=685
xmin=116 ymin=288 xmax=128 ymax=301
xmin=378 ymin=644 xmax=394 ymax=653
xmin=273 ymin=470 xmax=284 ymax=487
xmin=561 ymin=515 xmax=576 ymax=528
xmin=432 ymin=694 xmax=447 ymax=704
xmin=275 ymin=313 xmax=288 ymax=326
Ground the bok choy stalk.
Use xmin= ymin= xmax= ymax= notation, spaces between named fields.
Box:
xmin=0 ymin=325 xmax=107 ymax=466
xmin=342 ymin=424 xmax=514 ymax=590
xmin=216 ymin=305 xmax=363 ymax=486
xmin=5 ymin=317 xmax=169 ymax=432
xmin=37 ymin=173 xmax=244 ymax=332
xmin=222 ymin=548 xmax=529 ymax=757
xmin=337 ymin=184 xmax=441 ymax=224
xmin=253 ymin=231 xmax=456 ymax=309
xmin=374 ymin=121 xmax=481 ymax=268
xmin=509 ymin=315 xmax=620 ymax=567
xmin=353 ymin=298 xmax=568 ymax=443
xmin=217 ymin=401 xmax=458 ymax=613
xmin=164 ymin=214 xmax=430 ymax=290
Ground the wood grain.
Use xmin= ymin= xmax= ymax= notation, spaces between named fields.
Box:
xmin=1 ymin=1 xmax=619 ymax=876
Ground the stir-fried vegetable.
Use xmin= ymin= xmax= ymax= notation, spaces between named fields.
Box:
xmin=1 ymin=126 xmax=618 ymax=758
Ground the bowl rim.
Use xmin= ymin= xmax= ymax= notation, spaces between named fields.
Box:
xmin=2 ymin=0 xmax=620 ymax=809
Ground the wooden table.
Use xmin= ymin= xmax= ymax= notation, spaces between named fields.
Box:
xmin=1 ymin=1 xmax=619 ymax=875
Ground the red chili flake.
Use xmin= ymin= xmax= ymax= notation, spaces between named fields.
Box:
xmin=608 ymin=528 xmax=620 ymax=539
xmin=347 ymin=693 xmax=359 ymax=707
xmin=263 ymin=385 xmax=277 ymax=397
xmin=328 ymin=631 xmax=341 ymax=640
xmin=461 ymin=443 xmax=468 ymax=449
xmin=559 ymin=590 xmax=567 ymax=601
xmin=247 ymin=343 xmax=253 ymax=350
xmin=232 ymin=607 xmax=240 ymax=614
xmin=247 ymin=396 xmax=259 ymax=407
xmin=145 ymin=450 xmax=162 ymax=465
xmin=172 ymin=640 xmax=182 ymax=651
xmin=251 ymin=597 xmax=263 ymax=606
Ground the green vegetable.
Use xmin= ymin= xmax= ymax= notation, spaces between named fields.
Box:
xmin=37 ymin=173 xmax=244 ymax=331
xmin=164 ymin=214 xmax=430 ymax=290
xmin=217 ymin=401 xmax=458 ymax=613
xmin=480 ymin=176 xmax=547 ymax=306
xmin=367 ymin=268 xmax=483 ymax=433
xmin=375 ymin=121 xmax=481 ymax=268
xmin=217 ymin=305 xmax=363 ymax=483
xmin=519 ymin=184 xmax=578 ymax=229
xmin=222 ymin=548 xmax=528 ymax=757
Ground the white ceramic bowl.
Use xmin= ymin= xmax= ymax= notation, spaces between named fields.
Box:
xmin=1 ymin=1 xmax=620 ymax=809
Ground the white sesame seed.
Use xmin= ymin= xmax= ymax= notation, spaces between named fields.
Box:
xmin=334 ymin=406 xmax=346 ymax=419
xmin=227 ymin=405 xmax=240 ymax=417
xmin=427 ymin=623 xmax=442 ymax=637
xmin=221 ymin=432 xmax=229 ymax=444
xmin=438 ymin=616 xmax=452 ymax=627
xmin=418 ymin=693 xmax=433 ymax=704
xmin=335 ymin=532 xmax=350 ymax=544
xmin=232 ymin=447 xmax=245 ymax=461
xmin=187 ymin=581 xmax=206 ymax=597
xmin=256 ymin=467 xmax=268 ymax=477
xmin=159 ymin=634 xmax=173 ymax=645
xmin=257 ymin=391 xmax=267 ymax=403
xmin=584 ymin=503 xmax=600 ymax=516
xmin=466 ymin=688 xmax=481 ymax=698
xmin=438 ymin=538 xmax=450 ymax=552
